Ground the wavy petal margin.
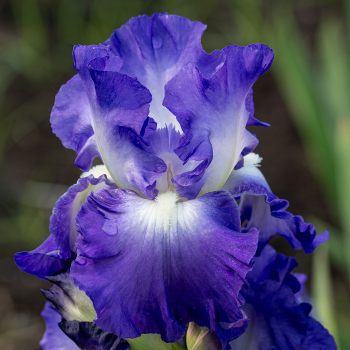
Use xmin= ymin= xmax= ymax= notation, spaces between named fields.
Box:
xmin=50 ymin=44 xmax=112 ymax=171
xmin=50 ymin=166 xmax=116 ymax=260
xmin=73 ymin=45 xmax=167 ymax=198
xmin=222 ymin=154 xmax=329 ymax=254
xmin=106 ymin=13 xmax=223 ymax=130
xmin=230 ymin=246 xmax=337 ymax=350
xmin=14 ymin=235 xmax=66 ymax=280
xmin=71 ymin=189 xmax=258 ymax=343
xmin=163 ymin=44 xmax=273 ymax=199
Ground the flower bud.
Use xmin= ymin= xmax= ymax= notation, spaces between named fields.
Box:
xmin=42 ymin=269 xmax=96 ymax=322
xmin=186 ymin=322 xmax=222 ymax=350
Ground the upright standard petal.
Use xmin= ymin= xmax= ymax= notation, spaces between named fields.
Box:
xmin=105 ymin=13 xmax=223 ymax=130
xmin=50 ymin=74 xmax=99 ymax=172
xmin=40 ymin=302 xmax=80 ymax=350
xmin=222 ymin=153 xmax=329 ymax=254
xmin=14 ymin=235 xmax=66 ymax=280
xmin=73 ymin=46 xmax=167 ymax=198
xmin=50 ymin=43 xmax=113 ymax=171
xmin=230 ymin=246 xmax=337 ymax=350
xmin=50 ymin=165 xmax=116 ymax=260
xmin=142 ymin=124 xmax=201 ymax=193
xmin=71 ymin=189 xmax=258 ymax=344
xmin=163 ymin=44 xmax=273 ymax=199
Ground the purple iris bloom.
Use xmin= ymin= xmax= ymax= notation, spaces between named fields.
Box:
xmin=230 ymin=245 xmax=336 ymax=349
xmin=14 ymin=13 xmax=330 ymax=349
xmin=15 ymin=167 xmax=116 ymax=279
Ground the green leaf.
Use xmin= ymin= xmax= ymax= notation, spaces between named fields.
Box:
xmin=334 ymin=119 xmax=350 ymax=280
xmin=312 ymin=242 xmax=339 ymax=348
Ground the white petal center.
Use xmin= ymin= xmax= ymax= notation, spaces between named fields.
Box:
xmin=154 ymin=191 xmax=179 ymax=228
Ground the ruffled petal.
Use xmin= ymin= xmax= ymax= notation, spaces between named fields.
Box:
xmin=163 ymin=44 xmax=273 ymax=199
xmin=71 ymin=189 xmax=258 ymax=343
xmin=14 ymin=235 xmax=66 ymax=280
xmin=229 ymin=246 xmax=337 ymax=350
xmin=215 ymin=316 xmax=249 ymax=350
xmin=294 ymin=273 xmax=308 ymax=300
xmin=248 ymin=245 xmax=301 ymax=294
xmin=50 ymin=74 xmax=98 ymax=172
xmin=15 ymin=166 xmax=115 ymax=279
xmin=50 ymin=44 xmax=113 ymax=171
xmin=142 ymin=124 xmax=201 ymax=193
xmin=73 ymin=45 xmax=167 ymax=198
xmin=222 ymin=154 xmax=329 ymax=254
xmin=232 ymin=284 xmax=307 ymax=350
xmin=105 ymin=13 xmax=223 ymax=130
xmin=245 ymin=88 xmax=270 ymax=128
xmin=50 ymin=165 xmax=116 ymax=260
xmin=40 ymin=302 xmax=80 ymax=350
xmin=299 ymin=318 xmax=337 ymax=350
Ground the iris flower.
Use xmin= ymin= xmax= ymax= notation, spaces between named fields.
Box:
xmin=230 ymin=245 xmax=336 ymax=349
xmin=15 ymin=13 xmax=333 ymax=350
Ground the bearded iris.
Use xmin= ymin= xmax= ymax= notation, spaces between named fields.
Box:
xmin=15 ymin=13 xmax=335 ymax=350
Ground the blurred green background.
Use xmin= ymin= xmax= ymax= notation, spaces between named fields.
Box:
xmin=0 ymin=0 xmax=349 ymax=349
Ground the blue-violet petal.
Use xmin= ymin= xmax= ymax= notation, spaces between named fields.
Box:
xmin=163 ymin=44 xmax=273 ymax=199
xmin=71 ymin=189 xmax=258 ymax=343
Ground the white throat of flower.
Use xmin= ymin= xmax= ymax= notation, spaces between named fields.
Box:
xmin=154 ymin=191 xmax=179 ymax=227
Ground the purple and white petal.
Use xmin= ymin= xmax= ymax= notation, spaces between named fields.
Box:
xmin=50 ymin=165 xmax=116 ymax=260
xmin=50 ymin=45 xmax=121 ymax=172
xmin=40 ymin=302 xmax=80 ymax=350
xmin=50 ymin=45 xmax=113 ymax=172
xmin=14 ymin=235 xmax=66 ymax=280
xmin=105 ymin=13 xmax=223 ymax=130
xmin=50 ymin=74 xmax=97 ymax=172
xmin=73 ymin=46 xmax=167 ymax=198
xmin=73 ymin=44 xmax=114 ymax=84
xmin=71 ymin=189 xmax=258 ymax=343
xmin=222 ymin=153 xmax=329 ymax=254
xmin=143 ymin=124 xmax=201 ymax=193
xmin=163 ymin=44 xmax=273 ymax=199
